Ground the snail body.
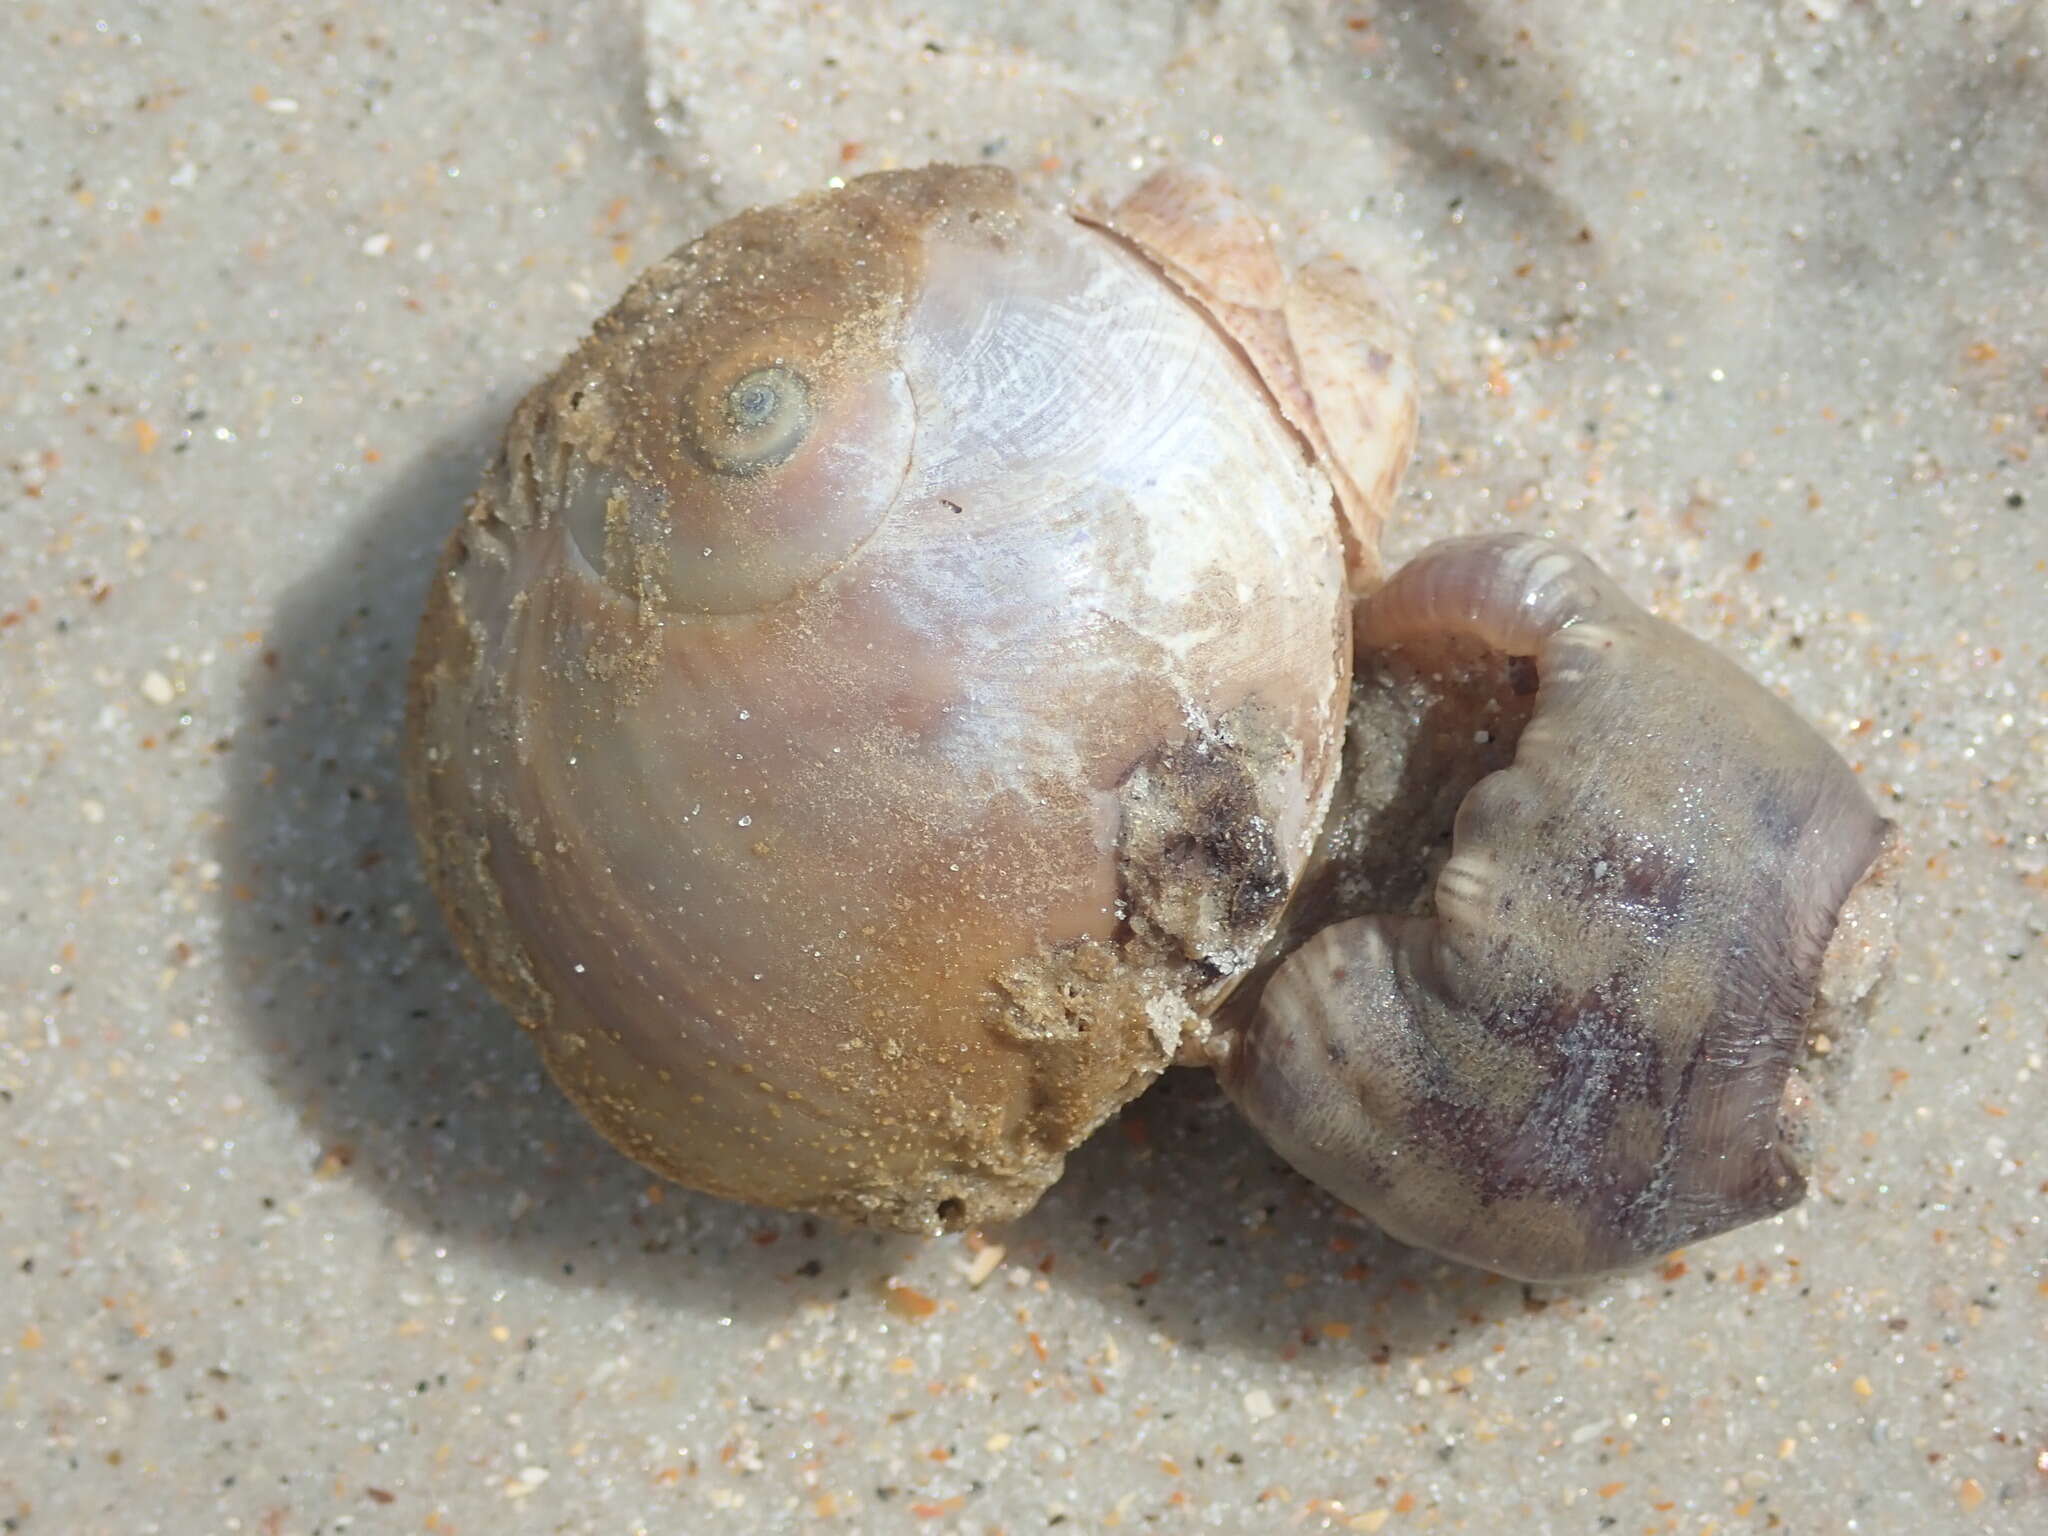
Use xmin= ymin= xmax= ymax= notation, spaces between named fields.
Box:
xmin=1219 ymin=535 xmax=1898 ymax=1280
xmin=406 ymin=165 xmax=1417 ymax=1230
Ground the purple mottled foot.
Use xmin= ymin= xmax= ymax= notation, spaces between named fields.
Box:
xmin=1219 ymin=534 xmax=1899 ymax=1282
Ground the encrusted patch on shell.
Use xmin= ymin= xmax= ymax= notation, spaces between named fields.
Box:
xmin=1116 ymin=705 xmax=1297 ymax=984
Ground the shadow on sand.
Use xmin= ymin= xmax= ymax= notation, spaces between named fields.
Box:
xmin=214 ymin=399 xmax=1566 ymax=1368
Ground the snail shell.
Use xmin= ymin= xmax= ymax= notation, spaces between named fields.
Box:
xmin=406 ymin=165 xmax=1418 ymax=1230
xmin=1217 ymin=535 xmax=1899 ymax=1281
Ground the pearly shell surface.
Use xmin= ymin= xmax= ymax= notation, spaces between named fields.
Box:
xmin=1220 ymin=535 xmax=1898 ymax=1281
xmin=407 ymin=166 xmax=1411 ymax=1230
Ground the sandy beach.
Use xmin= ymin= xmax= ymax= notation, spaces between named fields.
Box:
xmin=4 ymin=2 xmax=2043 ymax=1530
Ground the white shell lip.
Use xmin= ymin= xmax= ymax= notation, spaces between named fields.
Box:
xmin=1081 ymin=163 xmax=1421 ymax=590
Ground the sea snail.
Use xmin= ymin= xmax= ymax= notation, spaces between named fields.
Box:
xmin=405 ymin=164 xmax=1896 ymax=1280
